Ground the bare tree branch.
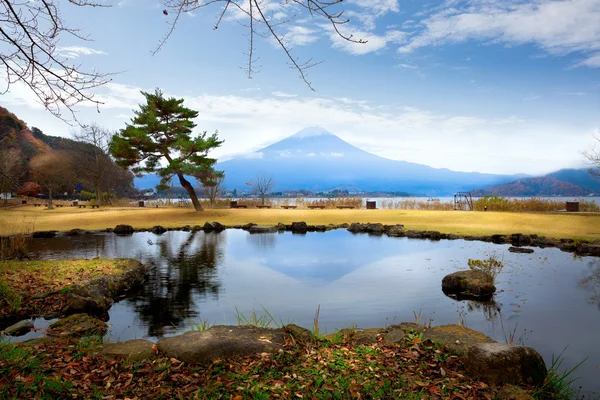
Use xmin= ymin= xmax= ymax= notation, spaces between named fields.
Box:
xmin=159 ymin=0 xmax=364 ymax=90
xmin=246 ymin=174 xmax=274 ymax=205
xmin=0 ymin=0 xmax=113 ymax=125
xmin=584 ymin=133 xmax=600 ymax=177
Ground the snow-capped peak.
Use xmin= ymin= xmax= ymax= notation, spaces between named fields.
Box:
xmin=291 ymin=127 xmax=334 ymax=139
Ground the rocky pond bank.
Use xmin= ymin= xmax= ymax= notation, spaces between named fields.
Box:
xmin=1 ymin=312 xmax=566 ymax=400
xmin=10 ymin=220 xmax=600 ymax=257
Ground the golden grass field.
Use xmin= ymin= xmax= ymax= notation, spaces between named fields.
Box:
xmin=1 ymin=205 xmax=600 ymax=240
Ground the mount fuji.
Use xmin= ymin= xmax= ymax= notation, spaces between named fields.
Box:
xmin=135 ymin=127 xmax=526 ymax=194
xmin=212 ymin=127 xmax=525 ymax=195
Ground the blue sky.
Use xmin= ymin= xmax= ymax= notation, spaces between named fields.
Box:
xmin=3 ymin=0 xmax=600 ymax=175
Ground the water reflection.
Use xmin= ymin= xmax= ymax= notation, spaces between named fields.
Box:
xmin=26 ymin=230 xmax=600 ymax=394
xmin=125 ymin=232 xmax=224 ymax=337
xmin=246 ymin=231 xmax=278 ymax=250
xmin=466 ymin=299 xmax=502 ymax=321
xmin=579 ymin=259 xmax=600 ymax=309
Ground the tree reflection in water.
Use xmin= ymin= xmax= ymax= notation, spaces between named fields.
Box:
xmin=579 ymin=258 xmax=600 ymax=309
xmin=126 ymin=232 xmax=224 ymax=337
xmin=467 ymin=299 xmax=502 ymax=321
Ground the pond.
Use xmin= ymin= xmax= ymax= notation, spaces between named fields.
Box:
xmin=21 ymin=230 xmax=600 ymax=395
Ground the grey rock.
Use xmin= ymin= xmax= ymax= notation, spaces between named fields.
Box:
xmin=382 ymin=328 xmax=405 ymax=344
xmin=151 ymin=225 xmax=167 ymax=234
xmin=113 ymin=225 xmax=134 ymax=235
xmin=347 ymin=222 xmax=366 ymax=233
xmin=422 ymin=324 xmax=495 ymax=355
xmin=3 ymin=320 xmax=33 ymax=336
xmin=465 ymin=343 xmax=547 ymax=387
xmin=442 ymin=270 xmax=496 ymax=299
xmin=291 ymin=221 xmax=308 ymax=234
xmin=242 ymin=223 xmax=257 ymax=230
xmin=156 ymin=325 xmax=286 ymax=364
xmin=203 ymin=221 xmax=225 ymax=233
xmin=366 ymin=223 xmax=384 ymax=235
xmin=48 ymin=314 xmax=108 ymax=338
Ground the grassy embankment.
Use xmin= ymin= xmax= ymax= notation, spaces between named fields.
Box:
xmin=0 ymin=259 xmax=135 ymax=319
xmin=0 ymin=324 xmax=576 ymax=399
xmin=1 ymin=206 xmax=600 ymax=241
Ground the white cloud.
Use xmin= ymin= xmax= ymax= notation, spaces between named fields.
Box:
xmin=398 ymin=0 xmax=600 ymax=67
xmin=307 ymin=152 xmax=316 ymax=157
xmin=272 ymin=91 xmax=298 ymax=98
xmin=329 ymin=28 xmax=408 ymax=55
xmin=331 ymin=152 xmax=344 ymax=157
xmin=577 ymin=52 xmax=600 ymax=66
xmin=558 ymin=91 xmax=587 ymax=96
xmin=279 ymin=151 xmax=292 ymax=158
xmin=347 ymin=0 xmax=399 ymax=15
xmin=57 ymin=46 xmax=108 ymax=59
xmin=5 ymin=78 xmax=592 ymax=175
xmin=395 ymin=63 xmax=417 ymax=69
xmin=283 ymin=26 xmax=319 ymax=47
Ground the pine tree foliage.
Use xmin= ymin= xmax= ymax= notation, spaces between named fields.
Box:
xmin=110 ymin=88 xmax=223 ymax=211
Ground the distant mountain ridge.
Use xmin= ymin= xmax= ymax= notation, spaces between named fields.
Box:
xmin=0 ymin=106 xmax=96 ymax=160
xmin=136 ymin=127 xmax=529 ymax=194
xmin=135 ymin=126 xmax=530 ymax=195
xmin=472 ymin=168 xmax=600 ymax=196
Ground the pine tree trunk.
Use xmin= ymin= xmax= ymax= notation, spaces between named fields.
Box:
xmin=176 ymin=173 xmax=203 ymax=211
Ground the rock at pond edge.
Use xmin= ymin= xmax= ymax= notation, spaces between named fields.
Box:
xmin=48 ymin=314 xmax=107 ymax=338
xmin=156 ymin=325 xmax=286 ymax=364
xmin=465 ymin=343 xmax=547 ymax=387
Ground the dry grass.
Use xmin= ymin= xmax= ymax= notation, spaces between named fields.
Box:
xmin=1 ymin=205 xmax=599 ymax=240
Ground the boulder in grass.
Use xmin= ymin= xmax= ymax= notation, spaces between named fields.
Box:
xmin=422 ymin=324 xmax=495 ymax=355
xmin=150 ymin=225 xmax=167 ymax=235
xmin=113 ymin=225 xmax=134 ymax=235
xmin=156 ymin=325 xmax=286 ymax=364
xmin=366 ymin=223 xmax=384 ymax=235
xmin=291 ymin=221 xmax=308 ymax=234
xmin=93 ymin=339 xmax=155 ymax=362
xmin=441 ymin=270 xmax=496 ymax=299
xmin=347 ymin=223 xmax=366 ymax=233
xmin=203 ymin=221 xmax=225 ymax=233
xmin=465 ymin=343 xmax=547 ymax=387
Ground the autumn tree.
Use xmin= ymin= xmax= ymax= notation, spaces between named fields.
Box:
xmin=30 ymin=151 xmax=74 ymax=209
xmin=0 ymin=137 xmax=23 ymax=203
xmin=195 ymin=170 xmax=225 ymax=208
xmin=246 ymin=174 xmax=274 ymax=205
xmin=71 ymin=123 xmax=114 ymax=204
xmin=110 ymin=89 xmax=223 ymax=211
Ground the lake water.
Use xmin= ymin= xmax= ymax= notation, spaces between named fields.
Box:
xmin=16 ymin=230 xmax=600 ymax=395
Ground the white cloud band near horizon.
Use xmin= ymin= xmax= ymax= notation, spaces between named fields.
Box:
xmin=2 ymin=80 xmax=594 ymax=176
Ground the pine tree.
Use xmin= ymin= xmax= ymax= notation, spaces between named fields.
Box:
xmin=110 ymin=89 xmax=223 ymax=211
